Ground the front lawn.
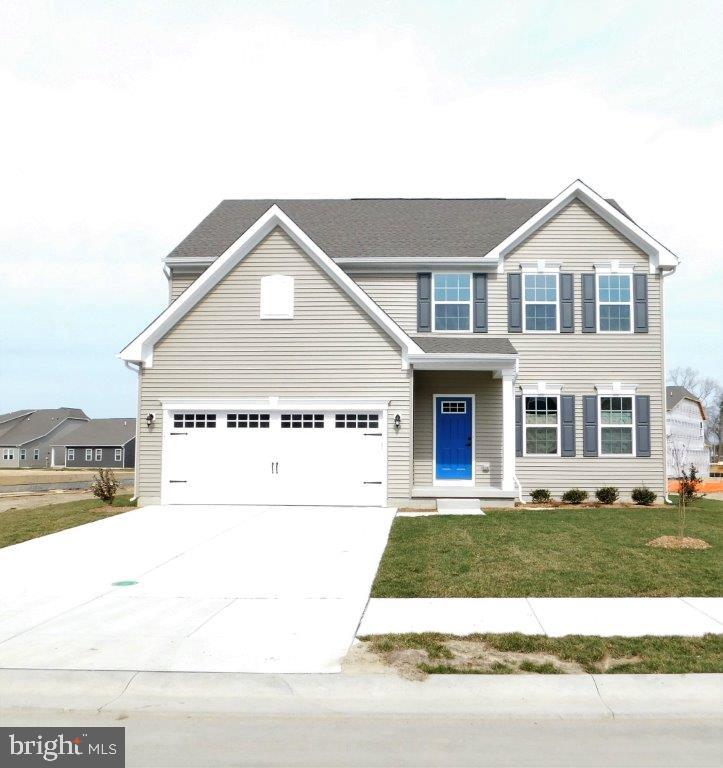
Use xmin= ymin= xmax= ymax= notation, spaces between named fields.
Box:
xmin=372 ymin=496 xmax=722 ymax=597
xmin=360 ymin=633 xmax=723 ymax=676
xmin=0 ymin=494 xmax=135 ymax=548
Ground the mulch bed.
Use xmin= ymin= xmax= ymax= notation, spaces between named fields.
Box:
xmin=646 ymin=535 xmax=711 ymax=550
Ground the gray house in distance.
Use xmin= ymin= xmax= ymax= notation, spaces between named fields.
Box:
xmin=0 ymin=408 xmax=89 ymax=468
xmin=52 ymin=419 xmax=136 ymax=469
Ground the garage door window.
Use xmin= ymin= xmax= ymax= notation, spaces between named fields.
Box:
xmin=227 ymin=413 xmax=270 ymax=428
xmin=335 ymin=413 xmax=380 ymax=429
xmin=173 ymin=413 xmax=217 ymax=428
xmin=281 ymin=413 xmax=324 ymax=429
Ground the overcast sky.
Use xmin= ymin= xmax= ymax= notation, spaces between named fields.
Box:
xmin=0 ymin=0 xmax=721 ymax=417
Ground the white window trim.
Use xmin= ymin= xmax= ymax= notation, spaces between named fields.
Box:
xmin=19 ymin=449 xmax=26 ymax=460
xmin=2 ymin=449 xmax=12 ymax=461
xmin=521 ymin=269 xmax=560 ymax=334
xmin=67 ymin=449 xmax=75 ymax=461
xmin=114 ymin=448 xmax=122 ymax=462
xmin=522 ymin=393 xmax=561 ymax=457
xmin=33 ymin=449 xmax=40 ymax=460
xmin=95 ymin=448 xmax=103 ymax=462
xmin=432 ymin=393 xmax=476 ymax=486
xmin=85 ymin=449 xmax=93 ymax=461
xmin=259 ymin=274 xmax=295 ymax=319
xmin=595 ymin=264 xmax=634 ymax=335
xmin=598 ymin=394 xmax=636 ymax=458
xmin=431 ymin=273 xmax=473 ymax=333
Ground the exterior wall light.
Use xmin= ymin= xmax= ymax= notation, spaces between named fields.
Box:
xmin=146 ymin=413 xmax=156 ymax=428
xmin=394 ymin=414 xmax=401 ymax=430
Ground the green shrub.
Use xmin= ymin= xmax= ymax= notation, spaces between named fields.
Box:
xmin=530 ymin=488 xmax=551 ymax=503
xmin=679 ymin=465 xmax=703 ymax=501
xmin=562 ymin=488 xmax=588 ymax=504
xmin=595 ymin=487 xmax=619 ymax=504
xmin=631 ymin=486 xmax=657 ymax=506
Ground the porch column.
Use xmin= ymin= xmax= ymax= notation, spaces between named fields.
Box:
xmin=501 ymin=370 xmax=516 ymax=492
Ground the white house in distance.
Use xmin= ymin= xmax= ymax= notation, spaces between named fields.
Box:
xmin=666 ymin=386 xmax=709 ymax=478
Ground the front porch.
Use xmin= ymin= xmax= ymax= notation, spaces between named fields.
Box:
xmin=407 ymin=341 xmax=518 ymax=507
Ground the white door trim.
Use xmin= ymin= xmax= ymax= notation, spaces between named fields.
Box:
xmin=432 ymin=393 xmax=476 ymax=487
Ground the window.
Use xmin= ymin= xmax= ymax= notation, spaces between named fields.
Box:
xmin=524 ymin=396 xmax=559 ymax=455
xmin=19 ymin=449 xmax=26 ymax=460
xmin=335 ymin=413 xmax=380 ymax=429
xmin=523 ymin=273 xmax=558 ymax=331
xmin=67 ymin=449 xmax=75 ymax=461
xmin=95 ymin=448 xmax=102 ymax=461
xmin=598 ymin=274 xmax=632 ymax=332
xmin=33 ymin=449 xmax=39 ymax=460
xmin=173 ymin=413 xmax=216 ymax=428
xmin=432 ymin=273 xmax=471 ymax=331
xmin=600 ymin=396 xmax=634 ymax=455
xmin=227 ymin=413 xmax=270 ymax=429
xmin=114 ymin=449 xmax=122 ymax=462
xmin=441 ymin=401 xmax=467 ymax=414
xmin=260 ymin=274 xmax=294 ymax=319
xmin=281 ymin=413 xmax=324 ymax=429
xmin=2 ymin=449 xmax=13 ymax=461
xmin=85 ymin=449 xmax=92 ymax=461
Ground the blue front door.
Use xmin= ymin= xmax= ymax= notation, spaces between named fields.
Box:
xmin=435 ymin=397 xmax=473 ymax=481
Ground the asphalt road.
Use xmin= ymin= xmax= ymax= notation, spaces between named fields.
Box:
xmin=3 ymin=709 xmax=721 ymax=767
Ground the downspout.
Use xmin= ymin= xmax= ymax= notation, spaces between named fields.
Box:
xmin=124 ymin=360 xmax=141 ymax=503
xmin=513 ymin=474 xmax=523 ymax=504
xmin=163 ymin=265 xmax=172 ymax=305
xmin=662 ymin=266 xmax=676 ymax=504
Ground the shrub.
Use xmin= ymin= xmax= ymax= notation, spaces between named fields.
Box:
xmin=631 ymin=486 xmax=657 ymax=506
xmin=91 ymin=468 xmax=119 ymax=504
xmin=595 ymin=486 xmax=619 ymax=504
xmin=530 ymin=488 xmax=551 ymax=503
xmin=678 ymin=464 xmax=703 ymax=501
xmin=562 ymin=488 xmax=588 ymax=504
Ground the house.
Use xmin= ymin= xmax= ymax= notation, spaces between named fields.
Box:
xmin=120 ymin=180 xmax=678 ymax=507
xmin=50 ymin=418 xmax=136 ymax=469
xmin=666 ymin=386 xmax=709 ymax=478
xmin=0 ymin=408 xmax=89 ymax=468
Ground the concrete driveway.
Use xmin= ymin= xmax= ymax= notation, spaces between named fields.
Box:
xmin=0 ymin=505 xmax=396 ymax=673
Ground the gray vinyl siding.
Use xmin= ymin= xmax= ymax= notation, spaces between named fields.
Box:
xmin=0 ymin=449 xmax=20 ymax=468
xmin=170 ymin=271 xmax=204 ymax=301
xmin=65 ymin=444 xmax=134 ymax=468
xmin=350 ymin=200 xmax=667 ymax=497
xmin=413 ymin=371 xmax=502 ymax=488
xmin=138 ymin=228 xmax=412 ymax=504
xmin=9 ymin=419 xmax=90 ymax=469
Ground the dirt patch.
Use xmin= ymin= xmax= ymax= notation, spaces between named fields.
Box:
xmin=350 ymin=638 xmax=638 ymax=679
xmin=646 ymin=535 xmax=711 ymax=550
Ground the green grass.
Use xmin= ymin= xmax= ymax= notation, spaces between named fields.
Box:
xmin=0 ymin=494 xmax=135 ymax=548
xmin=372 ymin=496 xmax=722 ymax=597
xmin=363 ymin=632 xmax=723 ymax=674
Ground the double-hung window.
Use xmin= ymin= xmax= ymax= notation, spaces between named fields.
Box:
xmin=114 ymin=448 xmax=122 ymax=462
xmin=600 ymin=396 xmax=634 ymax=455
xmin=523 ymin=396 xmax=559 ymax=455
xmin=598 ymin=273 xmax=632 ymax=332
xmin=432 ymin=273 xmax=472 ymax=331
xmin=95 ymin=448 xmax=102 ymax=462
xmin=33 ymin=449 xmax=39 ymax=460
xmin=67 ymin=449 xmax=75 ymax=461
xmin=523 ymin=273 xmax=558 ymax=332
xmin=20 ymin=449 xmax=26 ymax=460
xmin=2 ymin=449 xmax=13 ymax=460
xmin=85 ymin=448 xmax=93 ymax=461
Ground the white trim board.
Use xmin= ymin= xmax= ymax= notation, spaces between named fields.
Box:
xmin=120 ymin=205 xmax=424 ymax=366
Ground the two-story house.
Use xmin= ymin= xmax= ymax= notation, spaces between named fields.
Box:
xmin=121 ymin=181 xmax=678 ymax=508
xmin=666 ymin=386 xmax=709 ymax=478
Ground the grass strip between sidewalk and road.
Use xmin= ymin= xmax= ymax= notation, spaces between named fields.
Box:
xmin=359 ymin=632 xmax=723 ymax=676
xmin=0 ymin=494 xmax=135 ymax=548
xmin=372 ymin=496 xmax=722 ymax=598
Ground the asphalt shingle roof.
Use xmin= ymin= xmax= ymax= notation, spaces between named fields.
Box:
xmin=0 ymin=409 xmax=88 ymax=446
xmin=666 ymin=386 xmax=704 ymax=412
xmin=411 ymin=336 xmax=517 ymax=355
xmin=59 ymin=418 xmax=136 ymax=447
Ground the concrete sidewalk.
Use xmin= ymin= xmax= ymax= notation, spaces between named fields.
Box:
xmin=1 ymin=669 xmax=721 ymax=720
xmin=358 ymin=597 xmax=723 ymax=636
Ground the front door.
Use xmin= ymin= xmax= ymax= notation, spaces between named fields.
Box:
xmin=435 ymin=396 xmax=473 ymax=482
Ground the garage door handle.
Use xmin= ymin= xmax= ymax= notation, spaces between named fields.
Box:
xmin=169 ymin=480 xmax=187 ymax=483
xmin=363 ymin=481 xmax=382 ymax=485
xmin=364 ymin=432 xmax=382 ymax=436
xmin=170 ymin=432 xmax=188 ymax=436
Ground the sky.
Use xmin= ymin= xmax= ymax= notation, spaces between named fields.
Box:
xmin=0 ymin=0 xmax=721 ymax=417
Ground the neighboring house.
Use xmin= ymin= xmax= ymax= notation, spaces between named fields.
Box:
xmin=121 ymin=180 xmax=678 ymax=507
xmin=666 ymin=386 xmax=709 ymax=477
xmin=0 ymin=408 xmax=89 ymax=468
xmin=51 ymin=419 xmax=136 ymax=469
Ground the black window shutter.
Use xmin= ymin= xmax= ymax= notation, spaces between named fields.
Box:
xmin=633 ymin=274 xmax=648 ymax=333
xmin=560 ymin=395 xmax=576 ymax=456
xmin=508 ymin=273 xmax=522 ymax=333
xmin=581 ymin=274 xmax=596 ymax=333
xmin=473 ymin=273 xmax=488 ymax=333
xmin=417 ymin=273 xmax=431 ymax=332
xmin=635 ymin=395 xmax=651 ymax=457
xmin=582 ymin=395 xmax=598 ymax=456
xmin=560 ymin=273 xmax=574 ymax=333
xmin=515 ymin=395 xmax=523 ymax=457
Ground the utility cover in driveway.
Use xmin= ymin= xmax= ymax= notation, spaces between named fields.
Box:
xmin=0 ymin=505 xmax=396 ymax=673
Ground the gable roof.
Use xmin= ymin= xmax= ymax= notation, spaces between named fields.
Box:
xmin=0 ymin=408 xmax=89 ymax=446
xmin=666 ymin=386 xmax=706 ymax=419
xmin=412 ymin=336 xmax=517 ymax=355
xmin=121 ymin=206 xmax=424 ymax=367
xmin=55 ymin=418 xmax=136 ymax=447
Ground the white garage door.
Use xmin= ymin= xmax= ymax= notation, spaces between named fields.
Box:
xmin=161 ymin=407 xmax=386 ymax=506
